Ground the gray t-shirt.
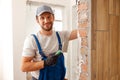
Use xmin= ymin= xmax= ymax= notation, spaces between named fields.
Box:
xmin=22 ymin=30 xmax=70 ymax=79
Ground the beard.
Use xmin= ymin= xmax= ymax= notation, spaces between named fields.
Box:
xmin=41 ymin=22 xmax=53 ymax=31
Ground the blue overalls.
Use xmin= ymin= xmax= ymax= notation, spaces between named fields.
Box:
xmin=32 ymin=32 xmax=66 ymax=80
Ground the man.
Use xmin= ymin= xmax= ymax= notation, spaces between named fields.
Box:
xmin=21 ymin=5 xmax=85 ymax=80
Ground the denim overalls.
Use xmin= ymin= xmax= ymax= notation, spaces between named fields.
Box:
xmin=32 ymin=32 xmax=66 ymax=80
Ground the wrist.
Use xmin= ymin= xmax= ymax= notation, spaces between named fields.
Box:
xmin=41 ymin=60 xmax=44 ymax=68
xmin=37 ymin=60 xmax=44 ymax=69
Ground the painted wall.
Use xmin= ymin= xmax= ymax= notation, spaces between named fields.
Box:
xmin=12 ymin=0 xmax=26 ymax=79
xmin=0 ymin=0 xmax=13 ymax=80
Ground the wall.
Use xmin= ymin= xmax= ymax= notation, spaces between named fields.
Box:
xmin=0 ymin=0 xmax=13 ymax=80
xmin=12 ymin=0 xmax=27 ymax=79
xmin=28 ymin=0 xmax=69 ymax=6
xmin=91 ymin=0 xmax=120 ymax=80
xmin=77 ymin=0 xmax=91 ymax=80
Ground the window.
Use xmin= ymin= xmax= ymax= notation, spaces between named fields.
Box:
xmin=52 ymin=7 xmax=63 ymax=31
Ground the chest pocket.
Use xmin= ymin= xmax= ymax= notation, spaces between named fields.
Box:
xmin=32 ymin=32 xmax=66 ymax=80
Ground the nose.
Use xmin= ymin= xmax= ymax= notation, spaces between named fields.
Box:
xmin=44 ymin=18 xmax=49 ymax=23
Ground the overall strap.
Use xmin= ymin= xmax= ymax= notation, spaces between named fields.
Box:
xmin=32 ymin=34 xmax=47 ymax=58
xmin=56 ymin=32 xmax=62 ymax=50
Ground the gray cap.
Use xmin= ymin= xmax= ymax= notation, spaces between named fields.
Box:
xmin=36 ymin=5 xmax=54 ymax=16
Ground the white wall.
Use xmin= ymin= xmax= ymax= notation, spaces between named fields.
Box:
xmin=67 ymin=0 xmax=81 ymax=80
xmin=28 ymin=0 xmax=69 ymax=6
xmin=0 ymin=0 xmax=13 ymax=80
xmin=12 ymin=0 xmax=27 ymax=79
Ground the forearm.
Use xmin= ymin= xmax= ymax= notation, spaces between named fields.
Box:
xmin=69 ymin=29 xmax=87 ymax=40
xmin=69 ymin=30 xmax=77 ymax=40
xmin=21 ymin=60 xmax=44 ymax=72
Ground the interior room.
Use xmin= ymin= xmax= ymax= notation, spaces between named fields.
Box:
xmin=0 ymin=0 xmax=120 ymax=80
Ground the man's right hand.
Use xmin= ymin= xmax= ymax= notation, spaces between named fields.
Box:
xmin=44 ymin=52 xmax=62 ymax=67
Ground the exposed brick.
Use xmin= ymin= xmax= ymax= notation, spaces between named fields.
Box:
xmin=81 ymin=47 xmax=88 ymax=55
xmin=81 ymin=63 xmax=88 ymax=73
xmin=79 ymin=29 xmax=88 ymax=37
xmin=80 ymin=73 xmax=87 ymax=80
xmin=81 ymin=40 xmax=88 ymax=46
xmin=78 ymin=12 xmax=88 ymax=20
xmin=81 ymin=38 xmax=88 ymax=46
xmin=78 ymin=2 xmax=88 ymax=12
xmin=78 ymin=0 xmax=90 ymax=80
xmin=78 ymin=21 xmax=88 ymax=28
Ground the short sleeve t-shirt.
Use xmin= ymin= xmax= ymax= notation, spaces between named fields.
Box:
xmin=22 ymin=30 xmax=71 ymax=79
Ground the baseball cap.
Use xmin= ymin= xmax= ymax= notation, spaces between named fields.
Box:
xmin=36 ymin=5 xmax=54 ymax=16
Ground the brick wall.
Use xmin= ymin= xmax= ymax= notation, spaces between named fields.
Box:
xmin=77 ymin=0 xmax=91 ymax=80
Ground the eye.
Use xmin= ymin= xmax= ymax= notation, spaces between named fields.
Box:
xmin=40 ymin=16 xmax=44 ymax=20
xmin=47 ymin=16 xmax=51 ymax=19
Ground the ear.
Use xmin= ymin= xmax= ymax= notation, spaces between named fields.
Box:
xmin=52 ymin=14 xmax=55 ymax=20
xmin=36 ymin=16 xmax=39 ymax=23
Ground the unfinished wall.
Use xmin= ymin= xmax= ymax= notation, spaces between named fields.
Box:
xmin=77 ymin=0 xmax=91 ymax=80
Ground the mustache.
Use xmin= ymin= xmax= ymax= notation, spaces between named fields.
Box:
xmin=44 ymin=22 xmax=52 ymax=25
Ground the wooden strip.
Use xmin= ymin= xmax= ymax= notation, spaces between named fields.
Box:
xmin=116 ymin=0 xmax=120 ymax=15
xmin=102 ymin=32 xmax=109 ymax=80
xmin=91 ymin=0 xmax=97 ymax=50
xmin=96 ymin=31 xmax=109 ymax=80
xmin=119 ymin=16 xmax=120 ymax=80
xmin=97 ymin=0 xmax=109 ymax=30
xmin=109 ymin=0 xmax=116 ymax=15
xmin=91 ymin=50 xmax=96 ymax=80
xmin=109 ymin=15 xmax=119 ymax=80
